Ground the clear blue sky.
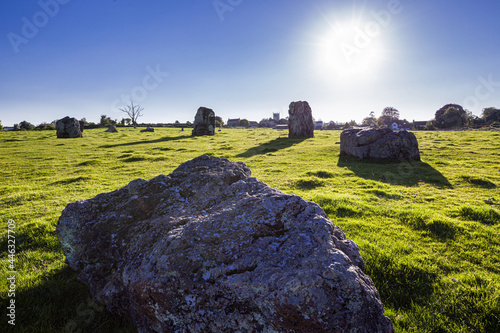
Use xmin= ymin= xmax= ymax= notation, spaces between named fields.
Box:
xmin=1 ymin=0 xmax=499 ymax=126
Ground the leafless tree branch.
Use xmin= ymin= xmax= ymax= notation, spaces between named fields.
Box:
xmin=119 ymin=100 xmax=144 ymax=128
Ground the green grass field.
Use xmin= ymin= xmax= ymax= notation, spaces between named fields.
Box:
xmin=1 ymin=127 xmax=499 ymax=332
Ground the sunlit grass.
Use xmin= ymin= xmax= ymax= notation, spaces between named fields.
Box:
xmin=0 ymin=128 xmax=499 ymax=332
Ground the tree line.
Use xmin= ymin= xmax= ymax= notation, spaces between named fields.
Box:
xmin=358 ymin=105 xmax=499 ymax=130
xmin=2 ymin=104 xmax=499 ymax=131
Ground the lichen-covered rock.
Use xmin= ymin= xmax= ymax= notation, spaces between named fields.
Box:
xmin=192 ymin=107 xmax=216 ymax=136
xmin=288 ymin=101 xmax=314 ymax=138
xmin=57 ymin=155 xmax=394 ymax=333
xmin=56 ymin=116 xmax=83 ymax=138
xmin=340 ymin=127 xmax=420 ymax=161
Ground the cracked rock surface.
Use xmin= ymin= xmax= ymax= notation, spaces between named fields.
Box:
xmin=57 ymin=155 xmax=394 ymax=333
xmin=340 ymin=127 xmax=420 ymax=161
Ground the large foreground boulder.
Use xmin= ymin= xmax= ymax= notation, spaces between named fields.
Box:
xmin=192 ymin=107 xmax=216 ymax=136
xmin=340 ymin=127 xmax=420 ymax=161
xmin=56 ymin=116 xmax=83 ymax=138
xmin=57 ymin=155 xmax=394 ymax=333
xmin=288 ymin=101 xmax=314 ymax=138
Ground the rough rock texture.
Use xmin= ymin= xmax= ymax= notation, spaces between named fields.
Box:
xmin=288 ymin=101 xmax=314 ymax=138
xmin=105 ymin=125 xmax=118 ymax=133
xmin=57 ymin=155 xmax=394 ymax=333
xmin=192 ymin=107 xmax=216 ymax=136
xmin=340 ymin=127 xmax=420 ymax=161
xmin=56 ymin=116 xmax=83 ymax=138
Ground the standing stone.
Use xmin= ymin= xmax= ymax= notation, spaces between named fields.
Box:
xmin=192 ymin=107 xmax=216 ymax=136
xmin=340 ymin=127 xmax=420 ymax=161
xmin=56 ymin=117 xmax=83 ymax=138
xmin=104 ymin=125 xmax=118 ymax=133
xmin=288 ymin=101 xmax=314 ymax=138
xmin=57 ymin=155 xmax=394 ymax=333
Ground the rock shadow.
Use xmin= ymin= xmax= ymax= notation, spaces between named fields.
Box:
xmin=99 ymin=135 xmax=192 ymax=148
xmin=337 ymin=155 xmax=452 ymax=188
xmin=236 ymin=137 xmax=307 ymax=158
xmin=6 ymin=266 xmax=135 ymax=332
xmin=365 ymin=250 xmax=438 ymax=310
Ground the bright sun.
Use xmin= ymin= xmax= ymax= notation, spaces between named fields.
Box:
xmin=316 ymin=15 xmax=387 ymax=81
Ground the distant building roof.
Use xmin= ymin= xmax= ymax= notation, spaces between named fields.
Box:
xmin=413 ymin=121 xmax=428 ymax=126
xmin=227 ymin=118 xmax=240 ymax=126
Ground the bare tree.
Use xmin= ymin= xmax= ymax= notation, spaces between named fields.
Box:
xmin=119 ymin=100 xmax=144 ymax=129
xmin=381 ymin=107 xmax=400 ymax=122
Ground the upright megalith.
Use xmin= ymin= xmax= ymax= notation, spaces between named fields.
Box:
xmin=340 ymin=127 xmax=420 ymax=161
xmin=288 ymin=101 xmax=314 ymax=138
xmin=57 ymin=155 xmax=394 ymax=333
xmin=56 ymin=117 xmax=83 ymax=138
xmin=192 ymin=107 xmax=216 ymax=136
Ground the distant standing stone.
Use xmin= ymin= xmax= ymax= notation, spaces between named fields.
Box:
xmin=104 ymin=125 xmax=118 ymax=133
xmin=192 ymin=107 xmax=216 ymax=136
xmin=288 ymin=101 xmax=314 ymax=138
xmin=56 ymin=117 xmax=83 ymax=138
xmin=340 ymin=127 xmax=421 ymax=161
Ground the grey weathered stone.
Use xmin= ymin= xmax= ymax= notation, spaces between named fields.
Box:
xmin=104 ymin=125 xmax=118 ymax=133
xmin=56 ymin=116 xmax=83 ymax=138
xmin=288 ymin=101 xmax=314 ymax=138
xmin=340 ymin=127 xmax=420 ymax=161
xmin=57 ymin=155 xmax=394 ymax=333
xmin=192 ymin=107 xmax=216 ymax=136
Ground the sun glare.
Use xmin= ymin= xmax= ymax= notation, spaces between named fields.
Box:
xmin=315 ymin=13 xmax=387 ymax=82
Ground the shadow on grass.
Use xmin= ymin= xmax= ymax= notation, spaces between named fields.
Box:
xmin=50 ymin=177 xmax=90 ymax=186
xmin=457 ymin=205 xmax=500 ymax=225
xmin=236 ymin=137 xmax=307 ymax=158
xmin=459 ymin=175 xmax=497 ymax=189
xmin=337 ymin=155 xmax=452 ymax=188
xmin=398 ymin=211 xmax=459 ymax=241
xmin=0 ymin=222 xmax=59 ymax=253
xmin=99 ymin=135 xmax=193 ymax=148
xmin=365 ymin=250 xmax=438 ymax=310
xmin=5 ymin=266 xmax=135 ymax=332
xmin=294 ymin=178 xmax=325 ymax=190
